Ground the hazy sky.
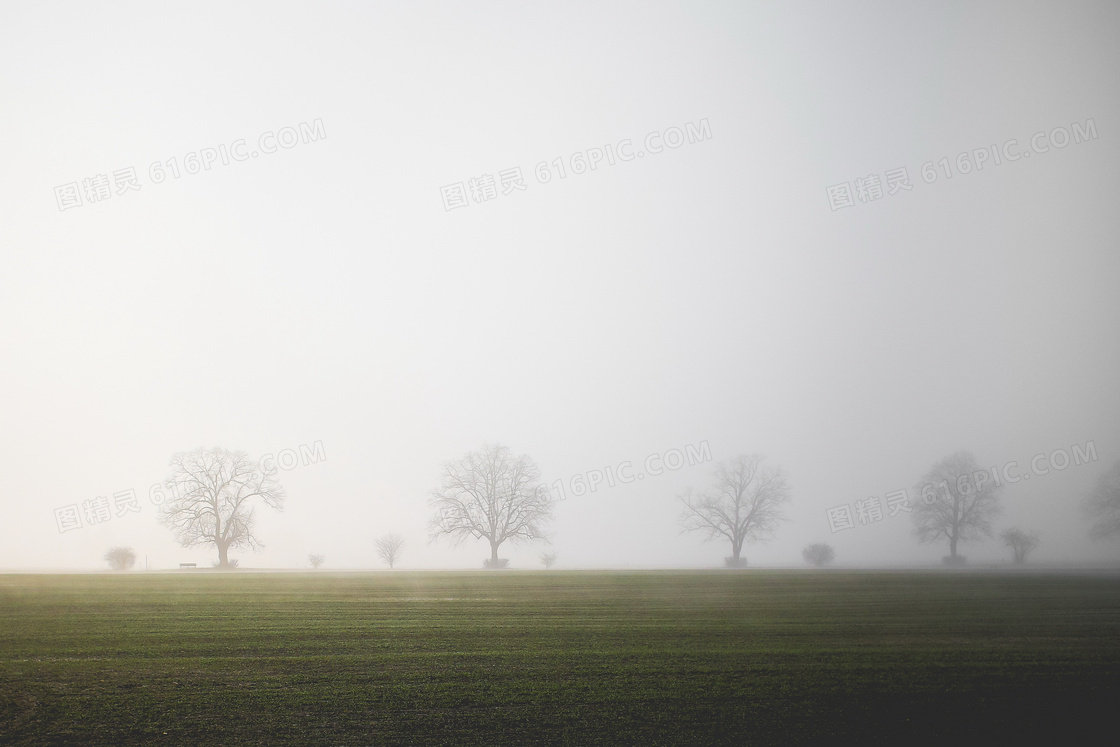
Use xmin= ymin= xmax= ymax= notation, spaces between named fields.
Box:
xmin=2 ymin=1 xmax=1118 ymax=571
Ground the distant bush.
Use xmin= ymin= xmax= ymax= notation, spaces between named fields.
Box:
xmin=375 ymin=533 xmax=405 ymax=569
xmin=483 ymin=558 xmax=510 ymax=569
xmin=724 ymin=557 xmax=747 ymax=568
xmin=802 ymin=543 xmax=835 ymax=567
xmin=540 ymin=552 xmax=557 ymax=569
xmin=1001 ymin=528 xmax=1040 ymax=564
xmin=104 ymin=547 xmax=136 ymax=571
xmin=308 ymin=554 xmax=325 ymax=569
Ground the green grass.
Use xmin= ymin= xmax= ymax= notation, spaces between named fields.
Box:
xmin=2 ymin=570 xmax=1119 ymax=745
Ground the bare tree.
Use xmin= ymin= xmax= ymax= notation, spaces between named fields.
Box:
xmin=1001 ymin=529 xmax=1040 ymax=564
xmin=912 ymin=451 xmax=1001 ymax=565
xmin=375 ymin=532 xmax=405 ymax=569
xmin=540 ymin=551 xmax=557 ymax=569
xmin=429 ymin=443 xmax=555 ymax=567
xmin=802 ymin=543 xmax=835 ymax=567
xmin=308 ymin=553 xmax=325 ymax=569
xmin=159 ymin=446 xmax=285 ymax=569
xmin=1084 ymin=459 xmax=1120 ymax=540
xmin=679 ymin=454 xmax=791 ymax=568
xmin=104 ymin=546 xmax=136 ymax=571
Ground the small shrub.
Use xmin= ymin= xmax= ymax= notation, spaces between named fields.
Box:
xmin=1001 ymin=528 xmax=1040 ymax=564
xmin=942 ymin=555 xmax=967 ymax=567
xmin=802 ymin=543 xmax=835 ymax=567
xmin=104 ymin=547 xmax=136 ymax=571
xmin=483 ymin=558 xmax=510 ymax=569
xmin=724 ymin=556 xmax=747 ymax=568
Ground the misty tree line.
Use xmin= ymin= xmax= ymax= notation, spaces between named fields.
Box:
xmin=103 ymin=444 xmax=1120 ymax=570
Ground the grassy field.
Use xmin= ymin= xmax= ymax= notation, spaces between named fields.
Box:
xmin=2 ymin=570 xmax=1119 ymax=745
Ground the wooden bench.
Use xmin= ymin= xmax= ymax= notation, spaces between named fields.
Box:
xmin=179 ymin=563 xmax=197 ymax=570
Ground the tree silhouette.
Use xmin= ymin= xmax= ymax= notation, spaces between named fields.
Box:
xmin=159 ymin=447 xmax=285 ymax=568
xmin=802 ymin=543 xmax=835 ymax=567
xmin=104 ymin=546 xmax=136 ymax=571
xmin=912 ymin=451 xmax=1001 ymax=565
xmin=429 ymin=443 xmax=554 ymax=567
xmin=679 ymin=454 xmax=791 ymax=567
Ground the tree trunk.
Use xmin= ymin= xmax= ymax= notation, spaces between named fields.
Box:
xmin=217 ymin=541 xmax=230 ymax=569
xmin=949 ymin=535 xmax=958 ymax=559
xmin=489 ymin=540 xmax=501 ymax=564
xmin=726 ymin=536 xmax=746 ymax=568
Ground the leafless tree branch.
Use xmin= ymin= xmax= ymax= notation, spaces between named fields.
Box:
xmin=1084 ymin=459 xmax=1120 ymax=541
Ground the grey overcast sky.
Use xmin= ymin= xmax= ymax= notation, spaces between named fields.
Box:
xmin=1 ymin=1 xmax=1118 ymax=570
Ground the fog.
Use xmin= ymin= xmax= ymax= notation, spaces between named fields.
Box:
xmin=2 ymin=1 xmax=1118 ymax=572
